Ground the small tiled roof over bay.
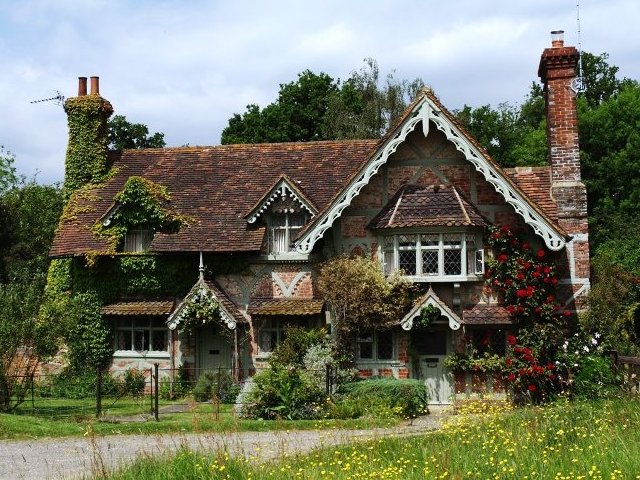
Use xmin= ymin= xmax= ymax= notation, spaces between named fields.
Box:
xmin=368 ymin=184 xmax=489 ymax=230
xmin=101 ymin=300 xmax=175 ymax=316
xmin=462 ymin=304 xmax=513 ymax=325
xmin=249 ymin=299 xmax=325 ymax=316
xmin=50 ymin=141 xmax=378 ymax=257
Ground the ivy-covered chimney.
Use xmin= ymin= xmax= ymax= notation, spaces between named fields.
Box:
xmin=63 ymin=76 xmax=113 ymax=200
xmin=538 ymin=31 xmax=590 ymax=311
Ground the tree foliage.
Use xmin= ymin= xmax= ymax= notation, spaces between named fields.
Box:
xmin=108 ymin=114 xmax=166 ymax=150
xmin=221 ymin=59 xmax=424 ymax=144
xmin=317 ymin=256 xmax=415 ymax=356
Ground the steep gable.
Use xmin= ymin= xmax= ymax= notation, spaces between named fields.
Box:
xmin=294 ymin=89 xmax=567 ymax=254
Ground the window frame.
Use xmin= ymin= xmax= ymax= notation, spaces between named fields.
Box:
xmin=356 ymin=330 xmax=395 ymax=362
xmin=382 ymin=231 xmax=484 ymax=281
xmin=113 ymin=317 xmax=170 ymax=358
xmin=123 ymin=229 xmax=154 ymax=253
xmin=267 ymin=212 xmax=308 ymax=256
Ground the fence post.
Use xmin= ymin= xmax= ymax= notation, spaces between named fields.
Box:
xmin=325 ymin=363 xmax=332 ymax=396
xmin=30 ymin=373 xmax=35 ymax=410
xmin=96 ymin=367 xmax=102 ymax=418
xmin=154 ymin=363 xmax=159 ymax=422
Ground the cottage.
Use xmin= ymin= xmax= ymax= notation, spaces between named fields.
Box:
xmin=48 ymin=32 xmax=589 ymax=404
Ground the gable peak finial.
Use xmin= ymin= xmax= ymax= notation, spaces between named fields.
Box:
xmin=198 ymin=251 xmax=205 ymax=281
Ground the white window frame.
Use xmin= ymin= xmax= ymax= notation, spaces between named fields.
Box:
xmin=113 ymin=317 xmax=170 ymax=358
xmin=123 ymin=229 xmax=153 ymax=253
xmin=382 ymin=232 xmax=484 ymax=281
xmin=267 ymin=212 xmax=308 ymax=256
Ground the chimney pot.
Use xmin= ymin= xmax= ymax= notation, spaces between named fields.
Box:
xmin=90 ymin=76 xmax=100 ymax=95
xmin=78 ymin=77 xmax=87 ymax=96
xmin=551 ymin=30 xmax=564 ymax=47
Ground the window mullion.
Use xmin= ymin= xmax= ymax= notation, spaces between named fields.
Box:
xmin=416 ymin=237 xmax=422 ymax=276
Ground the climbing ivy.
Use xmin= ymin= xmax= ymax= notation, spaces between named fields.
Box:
xmin=177 ymin=290 xmax=224 ymax=337
xmin=89 ymin=176 xmax=190 ymax=261
xmin=63 ymin=95 xmax=113 ymax=200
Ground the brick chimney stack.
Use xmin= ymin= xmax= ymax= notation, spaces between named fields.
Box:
xmin=62 ymin=76 xmax=113 ymax=201
xmin=538 ymin=30 xmax=590 ymax=312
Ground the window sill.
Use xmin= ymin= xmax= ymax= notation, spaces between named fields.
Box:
xmin=113 ymin=351 xmax=170 ymax=359
xmin=402 ymin=275 xmax=483 ymax=283
xmin=262 ymin=252 xmax=310 ymax=262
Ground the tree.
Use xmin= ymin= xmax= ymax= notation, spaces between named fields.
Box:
xmin=317 ymin=255 xmax=415 ymax=357
xmin=221 ymin=59 xmax=424 ymax=144
xmin=0 ymin=146 xmax=17 ymax=195
xmin=107 ymin=115 xmax=166 ymax=150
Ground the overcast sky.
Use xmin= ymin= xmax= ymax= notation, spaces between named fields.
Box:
xmin=2 ymin=0 xmax=639 ymax=184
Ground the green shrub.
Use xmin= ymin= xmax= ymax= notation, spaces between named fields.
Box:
xmin=119 ymin=368 xmax=146 ymax=396
xmin=239 ymin=366 xmax=328 ymax=420
xmin=574 ymin=356 xmax=620 ymax=399
xmin=269 ymin=326 xmax=326 ymax=367
xmin=337 ymin=378 xmax=427 ymax=418
xmin=193 ymin=370 xmax=238 ymax=403
xmin=159 ymin=367 xmax=192 ymax=400
xmin=37 ymin=371 xmax=119 ymax=399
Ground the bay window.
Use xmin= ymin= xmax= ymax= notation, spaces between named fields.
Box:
xmin=115 ymin=318 xmax=168 ymax=353
xmin=383 ymin=232 xmax=484 ymax=280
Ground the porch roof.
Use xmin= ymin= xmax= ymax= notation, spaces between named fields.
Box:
xmin=249 ymin=298 xmax=325 ymax=316
xmin=462 ymin=305 xmax=514 ymax=325
xmin=101 ymin=300 xmax=175 ymax=316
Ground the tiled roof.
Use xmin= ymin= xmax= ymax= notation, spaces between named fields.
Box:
xmin=462 ymin=304 xmax=513 ymax=325
xmin=203 ymin=279 xmax=247 ymax=325
xmin=249 ymin=299 xmax=325 ymax=316
xmin=504 ymin=167 xmax=558 ymax=222
xmin=50 ymin=141 xmax=378 ymax=256
xmin=368 ymin=184 xmax=489 ymax=230
xmin=101 ymin=300 xmax=175 ymax=316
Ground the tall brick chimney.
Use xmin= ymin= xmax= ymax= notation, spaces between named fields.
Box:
xmin=62 ymin=76 xmax=113 ymax=201
xmin=538 ymin=30 xmax=590 ymax=311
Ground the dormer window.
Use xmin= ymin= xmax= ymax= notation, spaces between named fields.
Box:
xmin=124 ymin=229 xmax=153 ymax=252
xmin=268 ymin=212 xmax=308 ymax=254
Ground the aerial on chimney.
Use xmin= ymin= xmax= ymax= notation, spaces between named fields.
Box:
xmin=550 ymin=30 xmax=564 ymax=47
xmin=90 ymin=76 xmax=100 ymax=95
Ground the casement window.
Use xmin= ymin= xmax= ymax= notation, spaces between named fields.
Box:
xmin=123 ymin=229 xmax=153 ymax=253
xmin=383 ymin=233 xmax=484 ymax=280
xmin=115 ymin=318 xmax=168 ymax=353
xmin=257 ymin=318 xmax=310 ymax=354
xmin=357 ymin=331 xmax=394 ymax=361
xmin=268 ymin=212 xmax=307 ymax=254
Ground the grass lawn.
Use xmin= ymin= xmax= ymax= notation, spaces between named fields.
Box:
xmin=0 ymin=400 xmax=398 ymax=440
xmin=104 ymin=397 xmax=640 ymax=479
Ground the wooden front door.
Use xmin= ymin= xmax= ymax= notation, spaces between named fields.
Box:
xmin=414 ymin=328 xmax=454 ymax=404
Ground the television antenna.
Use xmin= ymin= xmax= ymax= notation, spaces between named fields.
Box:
xmin=571 ymin=0 xmax=586 ymax=93
xmin=30 ymin=90 xmax=65 ymax=106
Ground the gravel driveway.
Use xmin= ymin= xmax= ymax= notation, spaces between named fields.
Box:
xmin=0 ymin=409 xmax=451 ymax=479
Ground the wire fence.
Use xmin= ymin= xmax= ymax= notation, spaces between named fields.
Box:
xmin=8 ymin=364 xmax=339 ymax=421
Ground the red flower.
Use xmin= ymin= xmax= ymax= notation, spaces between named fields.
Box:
xmin=537 ymin=249 xmax=545 ymax=259
xmin=519 ymin=368 xmax=527 ymax=376
xmin=507 ymin=373 xmax=516 ymax=382
xmin=546 ymin=363 xmax=555 ymax=370
xmin=528 ymin=384 xmax=537 ymax=392
xmin=546 ymin=295 xmax=555 ymax=303
xmin=563 ymin=310 xmax=572 ymax=317
xmin=507 ymin=335 xmax=517 ymax=346
xmin=517 ymin=272 xmax=525 ymax=280
xmin=524 ymin=347 xmax=532 ymax=356
xmin=534 ymin=365 xmax=545 ymax=375
xmin=523 ymin=261 xmax=532 ymax=269
xmin=516 ymin=288 xmax=529 ymax=298
xmin=543 ymin=266 xmax=552 ymax=274
xmin=551 ymin=277 xmax=558 ymax=285
xmin=498 ymin=253 xmax=508 ymax=263
xmin=507 ymin=305 xmax=516 ymax=314
xmin=522 ymin=242 xmax=530 ymax=251
xmin=506 ymin=357 xmax=513 ymax=366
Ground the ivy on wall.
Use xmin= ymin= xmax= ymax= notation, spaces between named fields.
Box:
xmin=89 ymin=176 xmax=191 ymax=262
xmin=63 ymin=95 xmax=113 ymax=200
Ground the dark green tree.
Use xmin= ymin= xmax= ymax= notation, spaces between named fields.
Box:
xmin=108 ymin=115 xmax=166 ymax=150
xmin=221 ymin=60 xmax=424 ymax=144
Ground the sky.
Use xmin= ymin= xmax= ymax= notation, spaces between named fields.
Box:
xmin=1 ymin=0 xmax=639 ymax=185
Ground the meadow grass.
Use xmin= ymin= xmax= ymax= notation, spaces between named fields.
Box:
xmin=105 ymin=397 xmax=640 ymax=479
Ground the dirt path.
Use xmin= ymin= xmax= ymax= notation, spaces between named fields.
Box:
xmin=0 ymin=409 xmax=451 ymax=479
